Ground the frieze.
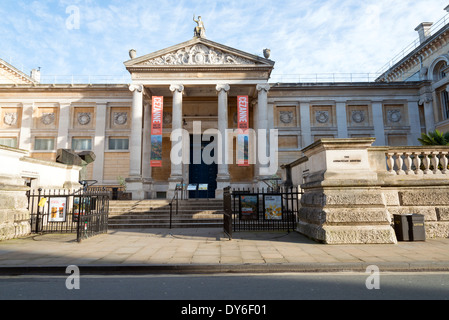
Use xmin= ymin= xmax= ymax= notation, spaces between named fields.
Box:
xmin=3 ymin=112 xmax=18 ymax=126
xmin=351 ymin=110 xmax=365 ymax=124
xmin=114 ymin=112 xmax=128 ymax=126
xmin=279 ymin=111 xmax=294 ymax=124
xmin=141 ymin=44 xmax=253 ymax=66
xmin=316 ymin=111 xmax=330 ymax=124
xmin=78 ymin=112 xmax=92 ymax=126
xmin=387 ymin=110 xmax=402 ymax=123
xmin=41 ymin=113 xmax=55 ymax=125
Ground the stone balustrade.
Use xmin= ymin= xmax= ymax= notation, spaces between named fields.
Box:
xmin=385 ymin=147 xmax=449 ymax=176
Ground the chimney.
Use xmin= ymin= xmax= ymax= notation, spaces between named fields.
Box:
xmin=415 ymin=22 xmax=433 ymax=44
xmin=30 ymin=68 xmax=41 ymax=83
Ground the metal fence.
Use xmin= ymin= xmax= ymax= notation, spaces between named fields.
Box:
xmin=224 ymin=186 xmax=302 ymax=235
xmin=27 ymin=187 xmax=110 ymax=242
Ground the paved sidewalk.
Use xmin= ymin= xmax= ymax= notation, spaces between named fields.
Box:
xmin=0 ymin=228 xmax=449 ymax=274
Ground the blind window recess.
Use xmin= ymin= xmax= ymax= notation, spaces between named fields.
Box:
xmin=72 ymin=138 xmax=92 ymax=151
xmin=109 ymin=138 xmax=129 ymax=150
xmin=34 ymin=138 xmax=55 ymax=151
xmin=0 ymin=138 xmax=17 ymax=148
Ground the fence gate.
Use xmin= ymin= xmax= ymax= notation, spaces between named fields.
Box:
xmin=27 ymin=187 xmax=110 ymax=242
xmin=223 ymin=187 xmax=232 ymax=239
xmin=227 ymin=186 xmax=302 ymax=233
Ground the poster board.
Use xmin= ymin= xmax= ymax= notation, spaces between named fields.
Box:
xmin=49 ymin=197 xmax=67 ymax=222
xmin=187 ymin=184 xmax=198 ymax=191
xmin=239 ymin=194 xmax=259 ymax=220
xmin=263 ymin=194 xmax=283 ymax=220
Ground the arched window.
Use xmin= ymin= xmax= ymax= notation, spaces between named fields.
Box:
xmin=433 ymin=60 xmax=448 ymax=81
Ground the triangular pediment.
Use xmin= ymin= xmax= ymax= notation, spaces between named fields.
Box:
xmin=124 ymin=38 xmax=274 ymax=69
xmin=0 ymin=58 xmax=37 ymax=85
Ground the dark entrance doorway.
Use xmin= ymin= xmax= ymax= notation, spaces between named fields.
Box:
xmin=189 ymin=135 xmax=218 ymax=199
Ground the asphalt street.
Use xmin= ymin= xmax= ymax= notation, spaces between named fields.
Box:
xmin=1 ymin=272 xmax=448 ymax=300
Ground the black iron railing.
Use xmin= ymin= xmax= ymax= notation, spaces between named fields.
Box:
xmin=27 ymin=186 xmax=110 ymax=242
xmin=169 ymin=183 xmax=183 ymax=229
xmin=226 ymin=186 xmax=302 ymax=233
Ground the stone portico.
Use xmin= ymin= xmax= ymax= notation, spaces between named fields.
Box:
xmin=123 ymin=37 xmax=275 ymax=200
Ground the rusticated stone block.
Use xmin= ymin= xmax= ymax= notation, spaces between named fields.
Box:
xmin=387 ymin=206 xmax=438 ymax=221
xmin=323 ymin=208 xmax=391 ymax=224
xmin=425 ymin=221 xmax=449 ymax=239
xmin=399 ymin=190 xmax=449 ymax=206
xmin=436 ymin=207 xmax=449 ymax=221
xmin=297 ymin=223 xmax=397 ymax=244
xmin=324 ymin=191 xmax=385 ymax=207
xmin=322 ymin=225 xmax=397 ymax=245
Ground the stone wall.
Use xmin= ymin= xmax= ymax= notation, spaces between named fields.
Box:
xmin=0 ymin=145 xmax=81 ymax=241
xmin=289 ymin=139 xmax=449 ymax=244
xmin=0 ymin=173 xmax=30 ymax=241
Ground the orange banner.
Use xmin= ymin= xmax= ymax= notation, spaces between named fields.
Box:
xmin=151 ymin=96 xmax=164 ymax=167
xmin=237 ymin=96 xmax=249 ymax=166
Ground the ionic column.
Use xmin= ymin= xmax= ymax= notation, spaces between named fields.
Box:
xmin=127 ymin=84 xmax=144 ymax=200
xmin=216 ymin=84 xmax=230 ymax=177
xmin=169 ymin=84 xmax=184 ymax=178
xmin=128 ymin=84 xmax=144 ymax=177
xmin=142 ymin=101 xmax=154 ymax=198
xmin=256 ymin=83 xmax=270 ymax=180
xmin=216 ymin=84 xmax=230 ymax=199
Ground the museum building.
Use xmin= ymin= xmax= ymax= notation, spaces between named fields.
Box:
xmin=2 ymin=8 xmax=449 ymax=200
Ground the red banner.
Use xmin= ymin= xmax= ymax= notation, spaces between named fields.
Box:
xmin=151 ymin=96 xmax=164 ymax=167
xmin=237 ymin=96 xmax=249 ymax=166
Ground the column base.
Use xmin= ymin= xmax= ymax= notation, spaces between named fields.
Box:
xmin=215 ymin=174 xmax=231 ymax=200
xmin=167 ymin=176 xmax=183 ymax=200
xmin=126 ymin=176 xmax=145 ymax=200
xmin=143 ymin=178 xmax=154 ymax=199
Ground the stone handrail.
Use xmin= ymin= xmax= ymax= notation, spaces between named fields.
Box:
xmin=385 ymin=147 xmax=449 ymax=175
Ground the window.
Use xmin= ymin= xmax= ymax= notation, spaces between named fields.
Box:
xmin=0 ymin=137 xmax=17 ymax=148
xmin=109 ymin=138 xmax=129 ymax=150
xmin=72 ymin=138 xmax=92 ymax=151
xmin=440 ymin=90 xmax=449 ymax=120
xmin=435 ymin=61 xmax=448 ymax=81
xmin=34 ymin=138 xmax=55 ymax=151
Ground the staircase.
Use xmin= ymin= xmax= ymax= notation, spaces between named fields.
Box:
xmin=107 ymin=199 xmax=224 ymax=229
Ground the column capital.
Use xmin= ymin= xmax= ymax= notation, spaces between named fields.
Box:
xmin=216 ymin=83 xmax=230 ymax=93
xmin=256 ymin=83 xmax=271 ymax=93
xmin=129 ymin=84 xmax=143 ymax=93
xmin=169 ymin=84 xmax=184 ymax=94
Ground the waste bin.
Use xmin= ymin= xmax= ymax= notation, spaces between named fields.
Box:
xmin=393 ymin=214 xmax=426 ymax=242
xmin=410 ymin=214 xmax=426 ymax=241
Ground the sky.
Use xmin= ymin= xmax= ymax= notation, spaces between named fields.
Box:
xmin=1 ymin=0 xmax=449 ymax=83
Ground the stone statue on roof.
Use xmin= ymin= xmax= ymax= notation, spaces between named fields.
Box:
xmin=193 ymin=15 xmax=206 ymax=38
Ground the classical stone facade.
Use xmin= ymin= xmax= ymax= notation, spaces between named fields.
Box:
xmin=1 ymin=8 xmax=449 ymax=201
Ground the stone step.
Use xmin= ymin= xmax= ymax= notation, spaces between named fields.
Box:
xmin=108 ymin=222 xmax=223 ymax=229
xmin=107 ymin=199 xmax=225 ymax=229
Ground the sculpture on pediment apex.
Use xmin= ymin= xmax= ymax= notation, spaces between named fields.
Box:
xmin=193 ymin=15 xmax=206 ymax=38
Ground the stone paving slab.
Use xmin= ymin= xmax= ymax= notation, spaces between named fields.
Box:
xmin=0 ymin=228 xmax=448 ymax=274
